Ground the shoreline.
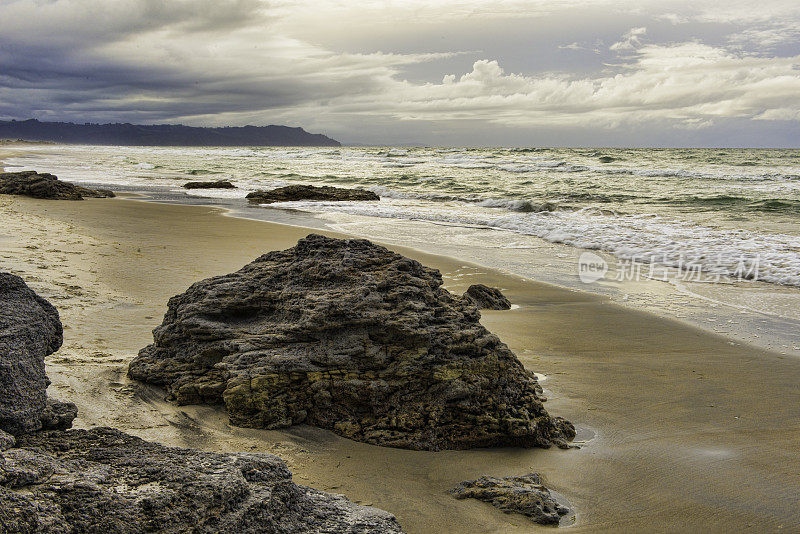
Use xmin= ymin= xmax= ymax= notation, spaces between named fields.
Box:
xmin=4 ymin=145 xmax=800 ymax=358
xmin=2 ymin=193 xmax=799 ymax=532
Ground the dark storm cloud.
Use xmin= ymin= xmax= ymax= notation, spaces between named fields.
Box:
xmin=1 ymin=0 xmax=800 ymax=145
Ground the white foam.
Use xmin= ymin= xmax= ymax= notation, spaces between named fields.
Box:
xmin=265 ymin=198 xmax=800 ymax=288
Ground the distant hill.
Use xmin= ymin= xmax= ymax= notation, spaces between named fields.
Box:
xmin=0 ymin=119 xmax=340 ymax=147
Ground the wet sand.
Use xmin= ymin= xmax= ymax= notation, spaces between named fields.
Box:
xmin=1 ymin=194 xmax=799 ymax=533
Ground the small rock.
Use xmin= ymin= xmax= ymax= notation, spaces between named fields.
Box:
xmin=183 ymin=180 xmax=236 ymax=189
xmin=451 ymin=473 xmax=570 ymax=525
xmin=0 ymin=171 xmax=114 ymax=200
xmin=463 ymin=284 xmax=512 ymax=310
xmin=246 ymin=184 xmax=379 ymax=203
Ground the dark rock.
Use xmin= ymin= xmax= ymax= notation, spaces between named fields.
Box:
xmin=0 ymin=430 xmax=14 ymax=452
xmin=0 ymin=273 xmax=401 ymax=533
xmin=0 ymin=428 xmax=403 ymax=533
xmin=0 ymin=171 xmax=114 ymax=200
xmin=463 ymin=284 xmax=512 ymax=310
xmin=246 ymin=184 xmax=379 ymax=203
xmin=40 ymin=399 xmax=79 ymax=431
xmin=451 ymin=473 xmax=570 ymax=526
xmin=183 ymin=180 xmax=237 ymax=189
xmin=0 ymin=273 xmax=76 ymax=436
xmin=129 ymin=234 xmax=574 ymax=450
xmin=598 ymin=156 xmax=617 ymax=163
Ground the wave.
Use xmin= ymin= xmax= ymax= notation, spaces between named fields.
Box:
xmin=477 ymin=198 xmax=557 ymax=212
xmin=556 ymin=192 xmax=639 ymax=203
xmin=653 ymin=195 xmax=800 ymax=214
xmin=498 ymin=162 xmax=589 ymax=173
xmin=255 ymin=199 xmax=800 ymax=288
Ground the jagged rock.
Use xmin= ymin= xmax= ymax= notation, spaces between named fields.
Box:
xmin=0 ymin=428 xmax=403 ymax=533
xmin=0 ymin=171 xmax=114 ymax=200
xmin=183 ymin=180 xmax=237 ymax=189
xmin=451 ymin=473 xmax=570 ymax=526
xmin=40 ymin=399 xmax=79 ymax=431
xmin=0 ymin=273 xmax=402 ymax=533
xmin=129 ymin=234 xmax=574 ymax=450
xmin=0 ymin=273 xmax=76 ymax=436
xmin=463 ymin=284 xmax=512 ymax=310
xmin=246 ymin=184 xmax=379 ymax=203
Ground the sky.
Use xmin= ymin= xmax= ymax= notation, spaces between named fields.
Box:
xmin=1 ymin=0 xmax=800 ymax=146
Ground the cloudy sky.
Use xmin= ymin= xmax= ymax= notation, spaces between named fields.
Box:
xmin=1 ymin=0 xmax=800 ymax=146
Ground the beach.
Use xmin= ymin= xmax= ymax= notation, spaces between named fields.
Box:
xmin=2 ymin=189 xmax=798 ymax=532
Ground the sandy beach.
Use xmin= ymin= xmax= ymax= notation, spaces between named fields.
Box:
xmin=1 ymin=190 xmax=798 ymax=532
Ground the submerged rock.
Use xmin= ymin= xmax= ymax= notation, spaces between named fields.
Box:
xmin=0 ymin=273 xmax=76 ymax=436
xmin=451 ymin=473 xmax=570 ymax=526
xmin=0 ymin=170 xmax=114 ymax=200
xmin=246 ymin=184 xmax=379 ymax=203
xmin=183 ymin=179 xmax=237 ymax=189
xmin=129 ymin=234 xmax=574 ymax=450
xmin=463 ymin=284 xmax=512 ymax=310
xmin=0 ymin=428 xmax=403 ymax=533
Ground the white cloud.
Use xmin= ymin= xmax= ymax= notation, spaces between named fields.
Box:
xmin=610 ymin=27 xmax=647 ymax=51
xmin=316 ymin=43 xmax=800 ymax=129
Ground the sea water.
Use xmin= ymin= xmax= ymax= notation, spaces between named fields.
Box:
xmin=6 ymin=145 xmax=800 ymax=353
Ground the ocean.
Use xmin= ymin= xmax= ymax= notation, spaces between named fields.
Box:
xmin=6 ymin=144 xmax=800 ymax=353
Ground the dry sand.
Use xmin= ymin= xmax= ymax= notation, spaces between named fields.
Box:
xmin=1 ymin=193 xmax=799 ymax=533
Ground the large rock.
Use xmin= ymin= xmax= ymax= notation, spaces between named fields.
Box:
xmin=451 ymin=473 xmax=570 ymax=526
xmin=246 ymin=185 xmax=379 ymax=203
xmin=463 ymin=284 xmax=512 ymax=310
xmin=0 ymin=171 xmax=114 ymax=200
xmin=0 ymin=428 xmax=403 ymax=533
xmin=0 ymin=273 xmax=76 ymax=436
xmin=129 ymin=235 xmax=574 ymax=450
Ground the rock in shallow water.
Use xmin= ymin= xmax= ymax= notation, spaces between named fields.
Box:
xmin=0 ymin=171 xmax=114 ymax=200
xmin=183 ymin=179 xmax=237 ymax=189
xmin=246 ymin=184 xmax=379 ymax=203
xmin=129 ymin=234 xmax=574 ymax=450
xmin=463 ymin=284 xmax=512 ymax=310
xmin=0 ymin=428 xmax=403 ymax=533
xmin=0 ymin=273 xmax=76 ymax=436
xmin=451 ymin=473 xmax=570 ymax=526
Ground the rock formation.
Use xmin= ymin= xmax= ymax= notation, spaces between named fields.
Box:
xmin=1 ymin=428 xmax=402 ymax=533
xmin=0 ymin=273 xmax=77 ymax=436
xmin=451 ymin=473 xmax=570 ymax=526
xmin=129 ymin=234 xmax=574 ymax=450
xmin=0 ymin=171 xmax=114 ymax=200
xmin=183 ymin=179 xmax=237 ymax=189
xmin=246 ymin=184 xmax=379 ymax=203
xmin=463 ymin=284 xmax=512 ymax=310
xmin=0 ymin=272 xmax=402 ymax=533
